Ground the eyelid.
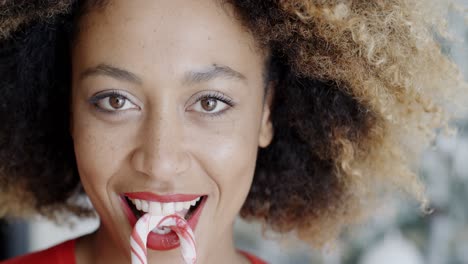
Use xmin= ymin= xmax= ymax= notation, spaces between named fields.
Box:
xmin=186 ymin=90 xmax=235 ymax=117
xmin=88 ymin=89 xmax=141 ymax=112
xmin=186 ymin=90 xmax=235 ymax=108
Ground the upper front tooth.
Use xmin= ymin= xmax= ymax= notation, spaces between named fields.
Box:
xmin=132 ymin=196 xmax=202 ymax=216
xmin=141 ymin=200 xmax=149 ymax=212
xmin=162 ymin=203 xmax=175 ymax=215
xmin=149 ymin=202 xmax=162 ymax=215
xmin=175 ymin=202 xmax=184 ymax=211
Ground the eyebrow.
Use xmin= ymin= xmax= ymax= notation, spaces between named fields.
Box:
xmin=80 ymin=64 xmax=143 ymax=85
xmin=79 ymin=63 xmax=247 ymax=86
xmin=183 ymin=64 xmax=247 ymax=85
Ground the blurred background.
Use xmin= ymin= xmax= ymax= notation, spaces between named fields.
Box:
xmin=1 ymin=2 xmax=468 ymax=264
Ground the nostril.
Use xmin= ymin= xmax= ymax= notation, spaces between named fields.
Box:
xmin=131 ymin=147 xmax=191 ymax=180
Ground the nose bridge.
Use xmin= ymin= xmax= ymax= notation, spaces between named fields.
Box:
xmin=133 ymin=107 xmax=189 ymax=180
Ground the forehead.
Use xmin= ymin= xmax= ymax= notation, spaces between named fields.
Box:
xmin=72 ymin=0 xmax=265 ymax=80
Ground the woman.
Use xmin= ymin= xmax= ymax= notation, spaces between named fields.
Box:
xmin=0 ymin=0 xmax=464 ymax=263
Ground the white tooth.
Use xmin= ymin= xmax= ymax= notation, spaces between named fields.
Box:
xmin=149 ymin=202 xmax=162 ymax=215
xmin=190 ymin=200 xmax=197 ymax=206
xmin=162 ymin=227 xmax=170 ymax=234
xmin=162 ymin=203 xmax=175 ymax=215
xmin=151 ymin=227 xmax=171 ymax=235
xmin=135 ymin=199 xmax=142 ymax=210
xmin=141 ymin=200 xmax=149 ymax=212
xmin=196 ymin=197 xmax=201 ymax=202
xmin=175 ymin=202 xmax=184 ymax=212
xmin=183 ymin=201 xmax=191 ymax=210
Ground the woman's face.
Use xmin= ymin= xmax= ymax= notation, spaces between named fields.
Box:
xmin=71 ymin=0 xmax=272 ymax=262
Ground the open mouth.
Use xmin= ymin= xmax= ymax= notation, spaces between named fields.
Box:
xmin=120 ymin=192 xmax=207 ymax=250
xmin=122 ymin=195 xmax=206 ymax=235
xmin=124 ymin=195 xmax=205 ymax=233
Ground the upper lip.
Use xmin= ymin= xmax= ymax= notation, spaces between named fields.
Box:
xmin=124 ymin=192 xmax=204 ymax=202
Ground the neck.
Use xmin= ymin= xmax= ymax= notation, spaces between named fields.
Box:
xmin=76 ymin=227 xmax=129 ymax=264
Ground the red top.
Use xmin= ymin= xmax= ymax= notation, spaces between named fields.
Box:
xmin=0 ymin=239 xmax=75 ymax=264
xmin=1 ymin=239 xmax=267 ymax=264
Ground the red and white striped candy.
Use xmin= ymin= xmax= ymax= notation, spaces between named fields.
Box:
xmin=158 ymin=215 xmax=196 ymax=264
xmin=130 ymin=213 xmax=197 ymax=264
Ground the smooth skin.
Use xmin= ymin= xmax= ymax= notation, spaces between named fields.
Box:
xmin=70 ymin=0 xmax=273 ymax=263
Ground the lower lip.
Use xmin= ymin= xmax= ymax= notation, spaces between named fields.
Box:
xmin=120 ymin=196 xmax=206 ymax=251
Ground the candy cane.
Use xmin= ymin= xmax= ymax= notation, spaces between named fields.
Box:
xmin=158 ymin=215 xmax=196 ymax=264
xmin=130 ymin=213 xmax=197 ymax=264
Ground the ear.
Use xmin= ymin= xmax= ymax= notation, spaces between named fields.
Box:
xmin=258 ymin=85 xmax=274 ymax=148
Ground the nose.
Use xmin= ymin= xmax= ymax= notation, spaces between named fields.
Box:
xmin=131 ymin=111 xmax=190 ymax=183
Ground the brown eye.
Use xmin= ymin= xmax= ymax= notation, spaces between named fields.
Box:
xmin=109 ymin=95 xmax=126 ymax=109
xmin=201 ymin=98 xmax=217 ymax=112
xmin=186 ymin=92 xmax=232 ymax=116
xmin=91 ymin=91 xmax=138 ymax=112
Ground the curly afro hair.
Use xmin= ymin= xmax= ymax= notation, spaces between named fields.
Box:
xmin=0 ymin=0 xmax=465 ymax=246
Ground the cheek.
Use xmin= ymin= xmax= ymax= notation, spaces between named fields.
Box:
xmin=73 ymin=128 xmax=106 ymax=195
xmin=202 ymin=132 xmax=258 ymax=183
xmin=72 ymin=114 xmax=131 ymax=192
xmin=189 ymin=116 xmax=261 ymax=209
xmin=189 ymin=96 xmax=265 ymax=189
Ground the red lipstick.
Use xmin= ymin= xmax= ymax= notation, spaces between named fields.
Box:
xmin=124 ymin=192 xmax=201 ymax=203
xmin=120 ymin=192 xmax=207 ymax=251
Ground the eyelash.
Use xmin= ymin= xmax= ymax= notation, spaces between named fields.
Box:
xmin=193 ymin=91 xmax=234 ymax=105
xmin=190 ymin=91 xmax=235 ymax=117
xmin=88 ymin=90 xmax=136 ymax=114
xmin=88 ymin=90 xmax=235 ymax=117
